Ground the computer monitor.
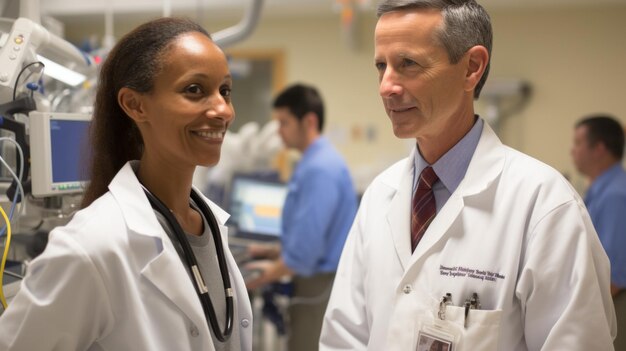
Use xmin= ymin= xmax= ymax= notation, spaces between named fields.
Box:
xmin=227 ymin=173 xmax=288 ymax=241
xmin=29 ymin=111 xmax=92 ymax=197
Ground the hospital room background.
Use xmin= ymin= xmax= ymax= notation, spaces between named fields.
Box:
xmin=0 ymin=0 xmax=625 ymax=350
xmin=35 ymin=0 xmax=626 ymax=195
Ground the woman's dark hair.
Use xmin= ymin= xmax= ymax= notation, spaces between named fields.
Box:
xmin=81 ymin=17 xmax=211 ymax=208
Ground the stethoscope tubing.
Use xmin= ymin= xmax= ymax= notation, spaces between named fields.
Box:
xmin=143 ymin=187 xmax=234 ymax=342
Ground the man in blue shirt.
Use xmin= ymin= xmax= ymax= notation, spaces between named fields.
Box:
xmin=246 ymin=84 xmax=358 ymax=351
xmin=572 ymin=114 xmax=626 ymax=349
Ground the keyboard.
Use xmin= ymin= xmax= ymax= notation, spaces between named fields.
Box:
xmin=228 ymin=242 xmax=263 ymax=282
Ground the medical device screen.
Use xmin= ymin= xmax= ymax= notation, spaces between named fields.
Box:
xmin=227 ymin=175 xmax=287 ymax=241
xmin=50 ymin=120 xmax=90 ymax=183
xmin=30 ymin=112 xmax=92 ymax=197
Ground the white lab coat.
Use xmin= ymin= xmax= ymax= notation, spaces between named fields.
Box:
xmin=320 ymin=123 xmax=616 ymax=351
xmin=0 ymin=162 xmax=253 ymax=351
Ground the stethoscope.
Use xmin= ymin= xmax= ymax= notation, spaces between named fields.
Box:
xmin=142 ymin=187 xmax=234 ymax=342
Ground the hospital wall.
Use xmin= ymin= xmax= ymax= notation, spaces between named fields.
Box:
xmin=63 ymin=4 xmax=626 ymax=194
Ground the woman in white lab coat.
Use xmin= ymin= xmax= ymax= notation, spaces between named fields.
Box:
xmin=0 ymin=17 xmax=252 ymax=350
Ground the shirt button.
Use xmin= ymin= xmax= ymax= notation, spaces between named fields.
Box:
xmin=241 ymin=318 xmax=250 ymax=328
xmin=190 ymin=324 xmax=199 ymax=337
xmin=403 ymin=284 xmax=412 ymax=294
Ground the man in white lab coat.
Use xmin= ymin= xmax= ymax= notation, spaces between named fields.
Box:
xmin=320 ymin=1 xmax=617 ymax=350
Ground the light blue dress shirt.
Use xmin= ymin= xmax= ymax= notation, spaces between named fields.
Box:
xmin=584 ymin=163 xmax=626 ymax=287
xmin=281 ymin=136 xmax=358 ymax=277
xmin=413 ymin=117 xmax=484 ymax=212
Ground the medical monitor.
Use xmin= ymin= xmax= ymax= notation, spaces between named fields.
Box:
xmin=29 ymin=111 xmax=92 ymax=197
xmin=227 ymin=174 xmax=288 ymax=241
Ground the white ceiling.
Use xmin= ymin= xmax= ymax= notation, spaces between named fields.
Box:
xmin=1 ymin=0 xmax=623 ymax=28
xmin=36 ymin=0 xmax=626 ymax=18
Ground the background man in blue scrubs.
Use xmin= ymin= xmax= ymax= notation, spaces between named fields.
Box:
xmin=571 ymin=114 xmax=626 ymax=350
xmin=246 ymin=83 xmax=358 ymax=351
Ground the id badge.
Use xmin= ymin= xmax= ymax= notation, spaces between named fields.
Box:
xmin=416 ymin=319 xmax=460 ymax=351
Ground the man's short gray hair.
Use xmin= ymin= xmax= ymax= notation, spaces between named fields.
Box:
xmin=377 ymin=0 xmax=492 ymax=99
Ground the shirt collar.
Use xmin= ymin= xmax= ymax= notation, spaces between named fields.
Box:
xmin=585 ymin=163 xmax=623 ymax=203
xmin=414 ymin=117 xmax=484 ymax=193
xmin=301 ymin=136 xmax=327 ymax=161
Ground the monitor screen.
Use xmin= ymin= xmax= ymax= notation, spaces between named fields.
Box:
xmin=29 ymin=112 xmax=92 ymax=197
xmin=227 ymin=174 xmax=288 ymax=241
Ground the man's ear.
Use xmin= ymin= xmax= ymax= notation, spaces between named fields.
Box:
xmin=118 ymin=87 xmax=147 ymax=123
xmin=464 ymin=45 xmax=489 ymax=93
xmin=592 ymin=141 xmax=609 ymax=156
xmin=303 ymin=112 xmax=320 ymax=132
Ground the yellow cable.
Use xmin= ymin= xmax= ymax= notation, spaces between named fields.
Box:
xmin=0 ymin=204 xmax=11 ymax=310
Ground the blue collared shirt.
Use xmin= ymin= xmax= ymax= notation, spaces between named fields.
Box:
xmin=584 ymin=163 xmax=626 ymax=287
xmin=281 ymin=137 xmax=358 ymax=276
xmin=413 ymin=118 xmax=484 ymax=212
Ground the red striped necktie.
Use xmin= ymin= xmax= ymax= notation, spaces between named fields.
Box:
xmin=411 ymin=166 xmax=439 ymax=252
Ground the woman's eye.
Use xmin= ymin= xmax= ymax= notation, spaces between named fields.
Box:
xmin=185 ymin=84 xmax=203 ymax=94
xmin=220 ymin=86 xmax=232 ymax=97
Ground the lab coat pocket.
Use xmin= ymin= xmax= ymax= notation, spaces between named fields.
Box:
xmin=444 ymin=305 xmax=502 ymax=351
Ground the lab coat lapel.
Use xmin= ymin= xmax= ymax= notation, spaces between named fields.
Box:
xmin=140 ymin=191 xmax=235 ymax=339
xmin=141 ymin=243 xmax=209 ymax=331
xmin=409 ymin=194 xmax=463 ymax=265
xmin=457 ymin=122 xmax=505 ymax=198
xmin=406 ymin=122 xmax=505 ymax=267
xmin=107 ymin=162 xmax=209 ymax=332
xmin=386 ymin=148 xmax=416 ymax=270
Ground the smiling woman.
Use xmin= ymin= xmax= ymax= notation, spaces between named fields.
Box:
xmin=118 ymin=31 xmax=235 ymax=215
xmin=0 ymin=17 xmax=253 ymax=351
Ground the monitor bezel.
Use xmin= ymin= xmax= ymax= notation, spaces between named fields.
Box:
xmin=226 ymin=172 xmax=286 ymax=242
xmin=29 ymin=111 xmax=91 ymax=197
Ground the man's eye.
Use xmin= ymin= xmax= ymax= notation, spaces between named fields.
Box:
xmin=402 ymin=58 xmax=417 ymax=67
xmin=375 ymin=62 xmax=386 ymax=71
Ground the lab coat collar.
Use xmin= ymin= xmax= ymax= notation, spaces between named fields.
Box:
xmin=455 ymin=123 xmax=505 ymax=198
xmin=386 ymin=147 xmax=418 ymax=269
xmin=107 ymin=161 xmax=231 ymax=337
xmin=384 ymin=122 xmax=505 ymax=270
xmin=108 ymin=161 xmax=230 ymax=237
